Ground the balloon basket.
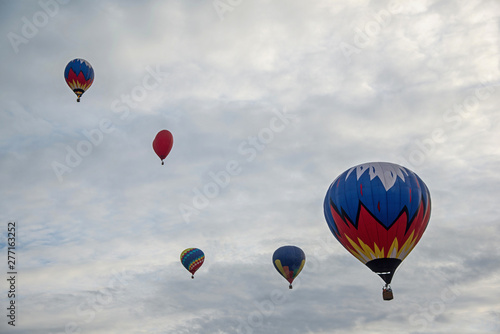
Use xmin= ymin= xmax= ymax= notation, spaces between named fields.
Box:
xmin=191 ymin=275 xmax=194 ymax=279
xmin=382 ymin=285 xmax=393 ymax=301
xmin=289 ymin=284 xmax=293 ymax=289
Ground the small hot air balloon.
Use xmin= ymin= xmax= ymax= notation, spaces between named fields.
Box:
xmin=64 ymin=58 xmax=94 ymax=102
xmin=152 ymin=130 xmax=174 ymax=165
xmin=272 ymin=245 xmax=305 ymax=289
xmin=323 ymin=162 xmax=431 ymax=300
xmin=180 ymin=248 xmax=205 ymax=279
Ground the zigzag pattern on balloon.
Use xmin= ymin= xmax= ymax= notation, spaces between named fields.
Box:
xmin=65 ymin=68 xmax=94 ymax=91
xmin=327 ymin=197 xmax=431 ymax=264
xmin=326 ymin=162 xmax=430 ymax=231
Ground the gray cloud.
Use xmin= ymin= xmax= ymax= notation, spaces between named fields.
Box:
xmin=1 ymin=0 xmax=500 ymax=333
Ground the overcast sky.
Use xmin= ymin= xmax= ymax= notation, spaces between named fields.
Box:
xmin=1 ymin=0 xmax=500 ymax=333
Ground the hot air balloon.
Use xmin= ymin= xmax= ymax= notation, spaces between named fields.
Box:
xmin=323 ymin=162 xmax=431 ymax=300
xmin=180 ymin=248 xmax=205 ymax=279
xmin=152 ymin=130 xmax=174 ymax=165
xmin=273 ymin=245 xmax=306 ymax=289
xmin=64 ymin=58 xmax=94 ymax=102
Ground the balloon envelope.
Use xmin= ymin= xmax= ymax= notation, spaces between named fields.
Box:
xmin=64 ymin=58 xmax=94 ymax=102
xmin=323 ymin=162 xmax=431 ymax=284
xmin=180 ymin=248 xmax=205 ymax=278
xmin=272 ymin=245 xmax=305 ymax=288
xmin=153 ymin=130 xmax=174 ymax=164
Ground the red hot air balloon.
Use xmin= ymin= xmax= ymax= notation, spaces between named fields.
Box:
xmin=152 ymin=130 xmax=174 ymax=165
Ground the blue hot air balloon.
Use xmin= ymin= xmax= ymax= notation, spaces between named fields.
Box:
xmin=272 ymin=245 xmax=306 ymax=289
xmin=180 ymin=248 xmax=205 ymax=279
xmin=323 ymin=162 xmax=431 ymax=300
xmin=64 ymin=58 xmax=94 ymax=102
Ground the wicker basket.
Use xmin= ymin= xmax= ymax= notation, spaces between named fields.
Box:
xmin=383 ymin=288 xmax=394 ymax=300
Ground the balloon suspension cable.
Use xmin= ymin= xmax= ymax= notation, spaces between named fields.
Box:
xmin=289 ymin=284 xmax=293 ymax=289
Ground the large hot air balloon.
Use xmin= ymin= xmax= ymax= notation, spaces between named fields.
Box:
xmin=180 ymin=248 xmax=205 ymax=279
xmin=323 ymin=162 xmax=431 ymax=300
xmin=152 ymin=130 xmax=174 ymax=165
xmin=64 ymin=58 xmax=94 ymax=102
xmin=273 ymin=245 xmax=306 ymax=289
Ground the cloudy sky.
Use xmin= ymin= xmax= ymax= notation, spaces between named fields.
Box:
xmin=1 ymin=0 xmax=499 ymax=333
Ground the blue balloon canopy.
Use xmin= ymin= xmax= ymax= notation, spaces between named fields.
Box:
xmin=272 ymin=245 xmax=306 ymax=289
